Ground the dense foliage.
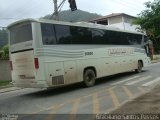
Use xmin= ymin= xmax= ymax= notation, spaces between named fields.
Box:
xmin=0 ymin=29 xmax=8 ymax=48
xmin=0 ymin=45 xmax=9 ymax=60
xmin=43 ymin=9 xmax=101 ymax=22
xmin=134 ymin=0 xmax=160 ymax=53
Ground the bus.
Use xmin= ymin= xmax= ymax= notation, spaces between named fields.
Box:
xmin=7 ymin=19 xmax=151 ymax=88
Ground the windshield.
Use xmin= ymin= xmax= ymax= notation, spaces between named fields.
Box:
xmin=10 ymin=23 xmax=33 ymax=45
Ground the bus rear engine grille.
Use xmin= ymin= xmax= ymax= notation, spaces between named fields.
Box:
xmin=52 ymin=75 xmax=64 ymax=85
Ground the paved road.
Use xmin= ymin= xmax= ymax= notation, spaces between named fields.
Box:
xmin=0 ymin=62 xmax=160 ymax=120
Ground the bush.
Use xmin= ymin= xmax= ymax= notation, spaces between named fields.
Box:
xmin=0 ymin=45 xmax=9 ymax=60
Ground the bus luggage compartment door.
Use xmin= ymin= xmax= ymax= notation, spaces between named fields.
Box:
xmin=46 ymin=62 xmax=65 ymax=86
xmin=64 ymin=61 xmax=77 ymax=84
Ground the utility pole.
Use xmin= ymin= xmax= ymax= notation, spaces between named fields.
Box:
xmin=51 ymin=0 xmax=77 ymax=20
xmin=53 ymin=0 xmax=58 ymax=20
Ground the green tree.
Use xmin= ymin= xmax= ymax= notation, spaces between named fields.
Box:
xmin=134 ymin=0 xmax=160 ymax=53
xmin=0 ymin=29 xmax=8 ymax=48
xmin=0 ymin=45 xmax=9 ymax=60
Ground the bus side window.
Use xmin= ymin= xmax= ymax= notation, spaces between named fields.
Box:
xmin=41 ymin=23 xmax=56 ymax=45
xmin=92 ymin=29 xmax=106 ymax=44
xmin=128 ymin=33 xmax=142 ymax=45
xmin=54 ymin=24 xmax=71 ymax=44
xmin=70 ymin=26 xmax=92 ymax=44
xmin=108 ymin=31 xmax=124 ymax=45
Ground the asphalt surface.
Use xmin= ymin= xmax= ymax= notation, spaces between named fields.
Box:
xmin=0 ymin=62 xmax=160 ymax=120
xmin=112 ymin=85 xmax=160 ymax=114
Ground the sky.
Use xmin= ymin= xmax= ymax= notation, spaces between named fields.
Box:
xmin=0 ymin=0 xmax=154 ymax=27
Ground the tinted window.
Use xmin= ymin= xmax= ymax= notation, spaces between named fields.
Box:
xmin=41 ymin=23 xmax=56 ymax=45
xmin=108 ymin=31 xmax=142 ymax=45
xmin=108 ymin=31 xmax=126 ymax=45
xmin=70 ymin=26 xmax=92 ymax=44
xmin=127 ymin=33 xmax=142 ymax=45
xmin=55 ymin=24 xmax=71 ymax=44
xmin=41 ymin=23 xmax=143 ymax=46
xmin=92 ymin=29 xmax=106 ymax=44
xmin=10 ymin=23 xmax=32 ymax=45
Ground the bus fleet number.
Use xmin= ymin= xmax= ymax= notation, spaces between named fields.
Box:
xmin=85 ymin=52 xmax=93 ymax=56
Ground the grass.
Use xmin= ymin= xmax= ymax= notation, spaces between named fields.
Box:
xmin=0 ymin=80 xmax=12 ymax=88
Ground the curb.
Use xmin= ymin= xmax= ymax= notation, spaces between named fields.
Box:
xmin=0 ymin=87 xmax=22 ymax=93
xmin=151 ymin=60 xmax=160 ymax=63
xmin=0 ymin=84 xmax=13 ymax=89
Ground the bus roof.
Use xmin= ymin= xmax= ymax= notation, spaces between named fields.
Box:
xmin=7 ymin=18 xmax=144 ymax=35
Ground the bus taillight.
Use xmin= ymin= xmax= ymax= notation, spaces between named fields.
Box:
xmin=34 ymin=58 xmax=39 ymax=69
xmin=10 ymin=61 xmax=13 ymax=71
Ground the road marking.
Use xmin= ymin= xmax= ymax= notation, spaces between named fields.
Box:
xmin=69 ymin=98 xmax=81 ymax=120
xmin=30 ymin=86 xmax=116 ymax=115
xmin=122 ymin=86 xmax=133 ymax=98
xmin=125 ymin=76 xmax=152 ymax=85
xmin=111 ymin=75 xmax=140 ymax=85
xmin=108 ymin=88 xmax=120 ymax=108
xmin=93 ymin=92 xmax=100 ymax=114
xmin=142 ymin=77 xmax=160 ymax=87
xmin=45 ymin=104 xmax=64 ymax=120
xmin=106 ymin=99 xmax=128 ymax=114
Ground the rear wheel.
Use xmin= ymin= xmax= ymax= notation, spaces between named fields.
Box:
xmin=83 ymin=69 xmax=96 ymax=87
xmin=135 ymin=61 xmax=143 ymax=73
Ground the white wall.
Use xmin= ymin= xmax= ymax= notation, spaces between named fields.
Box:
xmin=123 ymin=23 xmax=139 ymax=32
xmin=107 ymin=22 xmax=140 ymax=32
xmin=107 ymin=23 xmax=124 ymax=30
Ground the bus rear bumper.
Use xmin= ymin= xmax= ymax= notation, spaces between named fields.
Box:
xmin=12 ymin=80 xmax=49 ymax=88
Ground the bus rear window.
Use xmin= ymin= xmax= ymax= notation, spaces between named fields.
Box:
xmin=10 ymin=23 xmax=33 ymax=45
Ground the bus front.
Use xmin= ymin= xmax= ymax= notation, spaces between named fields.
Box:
xmin=8 ymin=20 xmax=47 ymax=88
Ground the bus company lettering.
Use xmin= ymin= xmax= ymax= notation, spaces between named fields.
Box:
xmin=108 ymin=48 xmax=134 ymax=56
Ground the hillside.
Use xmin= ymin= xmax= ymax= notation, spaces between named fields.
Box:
xmin=0 ymin=10 xmax=102 ymax=48
xmin=43 ymin=9 xmax=102 ymax=22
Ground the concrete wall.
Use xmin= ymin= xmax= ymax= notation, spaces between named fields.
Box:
xmin=108 ymin=23 xmax=124 ymax=30
xmin=108 ymin=16 xmax=122 ymax=24
xmin=0 ymin=60 xmax=11 ymax=81
xmin=108 ymin=22 xmax=139 ymax=32
xmin=153 ymin=55 xmax=160 ymax=60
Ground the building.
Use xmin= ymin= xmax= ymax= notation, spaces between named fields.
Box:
xmin=90 ymin=13 xmax=139 ymax=32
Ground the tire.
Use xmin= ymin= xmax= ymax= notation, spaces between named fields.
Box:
xmin=83 ymin=69 xmax=96 ymax=87
xmin=135 ymin=61 xmax=143 ymax=73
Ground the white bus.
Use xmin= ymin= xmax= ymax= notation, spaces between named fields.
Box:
xmin=8 ymin=19 xmax=150 ymax=88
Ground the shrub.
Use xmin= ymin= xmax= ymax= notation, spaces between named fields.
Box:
xmin=0 ymin=45 xmax=9 ymax=60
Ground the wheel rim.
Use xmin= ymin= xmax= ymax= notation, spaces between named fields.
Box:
xmin=85 ymin=73 xmax=93 ymax=82
xmin=84 ymin=69 xmax=96 ymax=87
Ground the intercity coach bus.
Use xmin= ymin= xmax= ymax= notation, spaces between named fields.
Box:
xmin=7 ymin=19 xmax=150 ymax=88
